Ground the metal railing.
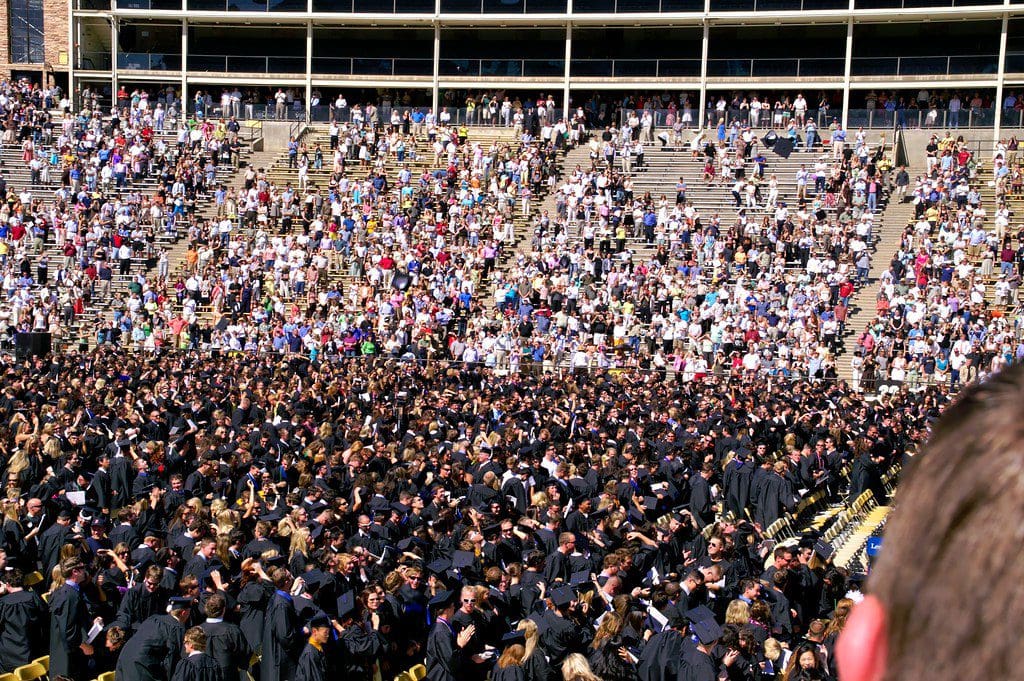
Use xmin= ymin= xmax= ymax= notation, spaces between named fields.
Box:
xmin=117 ymin=52 xmax=182 ymax=71
xmin=438 ymin=58 xmax=566 ymax=78
xmin=187 ymin=54 xmax=305 ymax=74
xmin=311 ymin=0 xmax=435 ymax=9
xmin=570 ymin=59 xmax=701 ymax=79
xmin=77 ymin=51 xmax=112 ymax=71
xmin=310 ymin=57 xmax=433 ymax=77
xmin=188 ymin=0 xmax=306 ymax=9
xmin=706 ymin=57 xmax=846 ymax=78
xmin=439 ymin=0 xmax=568 ymax=10
xmin=851 ymin=54 xmax=998 ymax=77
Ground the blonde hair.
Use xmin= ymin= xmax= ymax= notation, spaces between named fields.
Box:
xmin=517 ymin=619 xmax=539 ymax=661
xmin=561 ymin=654 xmax=600 ymax=681
xmin=725 ymin=599 xmax=751 ymax=625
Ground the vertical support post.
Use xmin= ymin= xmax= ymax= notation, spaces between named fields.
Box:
xmin=432 ymin=23 xmax=440 ymax=114
xmin=305 ymin=20 xmax=313 ymax=122
xmin=698 ymin=20 xmax=708 ymax=129
xmin=996 ymin=13 xmax=1009 ymax=140
xmin=842 ymin=15 xmax=852 ymax=131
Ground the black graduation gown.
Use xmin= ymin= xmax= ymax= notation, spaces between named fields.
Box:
xmin=237 ymin=579 xmax=274 ymax=652
xmin=294 ymin=641 xmax=329 ymax=681
xmin=38 ymin=523 xmax=71 ymax=577
xmin=754 ymin=473 xmax=791 ymax=528
xmin=49 ymin=583 xmax=91 ymax=681
xmin=722 ymin=460 xmax=753 ymax=519
xmin=681 ymin=647 xmax=717 ymax=681
xmin=424 ymin=618 xmax=464 ymax=681
xmin=637 ymin=629 xmax=691 ymax=681
xmin=689 ymin=476 xmax=714 ymax=528
xmin=200 ymin=620 xmax=251 ymax=681
xmin=170 ymin=653 xmax=226 ymax=681
xmin=538 ymin=610 xmax=589 ymax=667
xmin=338 ymin=623 xmax=383 ymax=680
xmin=542 ymin=551 xmax=570 ymax=585
xmin=0 ymin=589 xmax=49 ymax=672
xmin=522 ymin=648 xmax=553 ymax=681
xmin=114 ymin=614 xmax=186 ymax=681
xmin=492 ymin=663 xmax=526 ymax=681
xmin=260 ymin=592 xmax=300 ymax=681
xmin=115 ymin=583 xmax=169 ymax=633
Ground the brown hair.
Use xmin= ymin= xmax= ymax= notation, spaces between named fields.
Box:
xmin=867 ymin=365 xmax=1024 ymax=681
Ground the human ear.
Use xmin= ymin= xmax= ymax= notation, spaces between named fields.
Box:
xmin=836 ymin=594 xmax=888 ymax=681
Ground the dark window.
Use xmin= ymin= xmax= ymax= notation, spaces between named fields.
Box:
xmin=9 ymin=0 xmax=45 ymax=64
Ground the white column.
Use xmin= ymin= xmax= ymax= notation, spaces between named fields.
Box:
xmin=842 ymin=14 xmax=852 ymax=131
xmin=698 ymin=20 xmax=708 ymax=129
xmin=68 ymin=0 xmax=75 ymax=108
xmin=181 ymin=19 xmax=188 ymax=115
xmin=111 ymin=16 xmax=118 ymax=105
xmin=305 ymin=21 xmax=313 ymax=121
xmin=432 ymin=23 xmax=440 ymax=114
xmin=563 ymin=22 xmax=572 ymax=119
xmin=996 ymin=13 xmax=1009 ymax=141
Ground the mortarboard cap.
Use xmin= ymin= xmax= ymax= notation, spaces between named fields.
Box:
xmin=453 ymin=551 xmax=475 ymax=570
xmin=551 ymin=585 xmax=575 ymax=608
xmin=692 ymin=618 xmax=723 ymax=645
xmin=391 ymin=502 xmax=411 ymax=515
xmin=570 ymin=570 xmax=591 ymax=587
xmin=168 ymin=596 xmax=194 ymax=610
xmin=428 ymin=589 xmax=457 ymax=611
xmin=591 ymin=508 xmax=609 ymax=522
xmin=307 ymin=613 xmax=332 ymax=629
xmin=685 ymin=606 xmax=716 ymax=625
xmin=482 ymin=523 xmax=501 ymax=538
xmin=500 ymin=631 xmax=526 ymax=648
xmin=814 ymin=540 xmax=835 ymax=561
xmin=260 ymin=509 xmax=285 ymax=523
xmin=666 ymin=605 xmax=690 ymax=630
xmin=301 ymin=570 xmax=325 ymax=594
xmin=427 ymin=558 xmax=453 ymax=575
xmin=337 ymin=591 xmax=356 ymax=619
xmin=643 ymin=496 xmax=659 ymax=512
xmin=265 ymin=555 xmax=287 ymax=568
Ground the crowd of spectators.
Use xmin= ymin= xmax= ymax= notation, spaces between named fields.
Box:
xmin=849 ymin=131 xmax=1024 ymax=392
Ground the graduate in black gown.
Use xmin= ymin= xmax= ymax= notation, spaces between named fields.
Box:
xmin=260 ymin=567 xmax=302 ymax=681
xmin=199 ymin=594 xmax=251 ymax=681
xmin=424 ymin=590 xmax=474 ymax=681
xmin=170 ymin=627 xmax=226 ymax=681
xmin=294 ymin=614 xmax=332 ymax=681
xmin=491 ymin=631 xmax=527 ymax=681
xmin=0 ymin=568 xmax=48 ymax=672
xmin=114 ymin=597 xmax=192 ymax=681
xmin=684 ymin=619 xmax=727 ymax=681
xmin=50 ymin=557 xmax=95 ymax=681
xmin=636 ymin=609 xmax=692 ymax=681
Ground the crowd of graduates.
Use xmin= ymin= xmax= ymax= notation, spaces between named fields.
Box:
xmin=0 ymin=345 xmax=944 ymax=681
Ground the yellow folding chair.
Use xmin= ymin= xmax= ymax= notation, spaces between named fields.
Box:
xmin=22 ymin=572 xmax=43 ymax=588
xmin=30 ymin=657 xmax=48 ymax=673
xmin=98 ymin=672 xmax=116 ymax=681
xmin=395 ymin=672 xmax=414 ymax=681
xmin=0 ymin=672 xmax=18 ymax=681
xmin=410 ymin=664 xmax=427 ymax=681
xmin=13 ymin=663 xmax=45 ymax=681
